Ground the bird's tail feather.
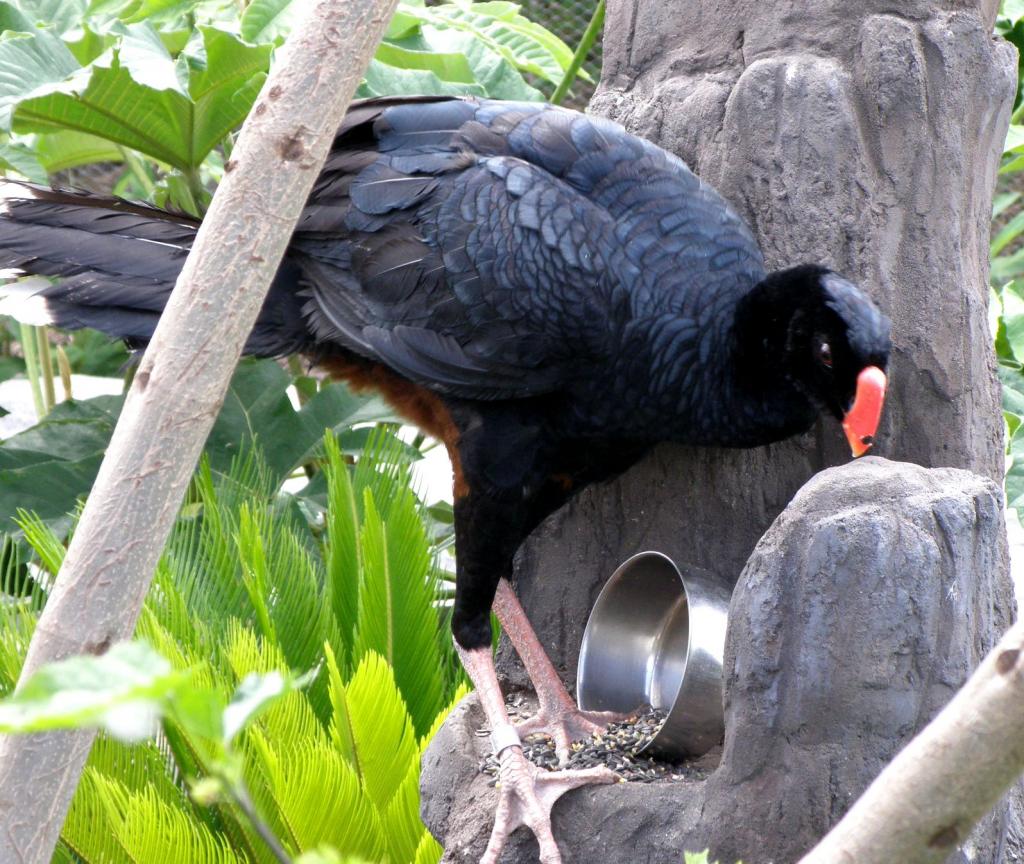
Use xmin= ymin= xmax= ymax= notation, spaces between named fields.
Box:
xmin=0 ymin=180 xmax=197 ymax=346
xmin=0 ymin=180 xmax=312 ymax=356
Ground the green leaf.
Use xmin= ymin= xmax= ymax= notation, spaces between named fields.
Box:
xmin=1006 ymin=123 xmax=1024 ymax=154
xmin=166 ymin=683 xmax=225 ymax=742
xmin=992 ymin=210 xmax=1024 ymax=257
xmin=994 ymin=192 xmax=1020 ymax=220
xmin=240 ymin=0 xmax=299 ymax=44
xmin=14 ymin=0 xmax=88 ymax=34
xmin=385 ymin=9 xmax=422 ymax=41
xmin=0 ymin=29 xmax=80 ymax=131
xmin=1001 ymin=0 xmax=1024 ymax=25
xmin=404 ymin=2 xmax=575 ymax=86
xmin=353 ymin=479 xmax=444 ymax=736
xmin=0 ymin=1 xmax=31 ymax=30
xmin=992 ymin=245 xmax=1024 ymax=283
xmin=406 ymin=24 xmax=544 ymax=100
xmin=1001 ymin=281 xmax=1024 ymax=359
xmin=223 ymin=670 xmax=292 ymax=742
xmin=0 ymin=139 xmax=46 ymax=182
xmin=333 ymin=651 xmax=419 ymax=811
xmin=63 ymin=22 xmax=116 ymax=65
xmin=0 ymin=641 xmax=186 ymax=738
xmin=413 ymin=831 xmax=443 ymax=864
xmin=295 ymin=848 xmax=373 ymax=864
xmin=182 ymin=26 xmax=272 ymax=160
xmin=359 ymin=58 xmax=486 ymax=98
xmin=11 ymin=24 xmax=269 ymax=170
xmin=375 ymin=41 xmax=477 ymax=84
xmin=33 ymin=128 xmax=124 ymax=173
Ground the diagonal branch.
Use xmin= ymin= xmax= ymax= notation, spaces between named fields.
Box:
xmin=0 ymin=2 xmax=398 ymax=861
xmin=799 ymin=618 xmax=1024 ymax=863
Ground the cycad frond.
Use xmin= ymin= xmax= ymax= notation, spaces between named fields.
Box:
xmin=352 ymin=491 xmax=443 ymax=737
xmin=59 ymin=770 xmax=134 ymax=864
xmin=236 ymin=504 xmax=330 ymax=678
xmin=114 ymin=781 xmax=243 ymax=864
xmin=338 ymin=651 xmax=419 ymax=813
xmin=5 ymin=431 xmax=467 ymax=864
xmin=322 ymin=434 xmax=360 ymax=672
xmin=246 ymin=729 xmax=389 ymax=862
xmin=382 ymin=758 xmax=430 ymax=864
xmin=413 ymin=831 xmax=443 ymax=864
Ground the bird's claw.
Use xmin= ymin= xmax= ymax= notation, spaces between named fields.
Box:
xmin=516 ymin=703 xmax=630 ymax=764
xmin=481 ymin=745 xmax=617 ymax=864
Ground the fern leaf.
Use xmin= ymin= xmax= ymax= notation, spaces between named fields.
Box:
xmin=413 ymin=830 xmax=443 ymax=864
xmin=323 ymin=433 xmax=361 ymax=672
xmin=382 ymin=758 xmax=429 ymax=864
xmin=246 ymin=730 xmax=388 ymax=862
xmin=353 ymin=489 xmax=443 ymax=736
xmin=338 ymin=652 xmax=419 ymax=812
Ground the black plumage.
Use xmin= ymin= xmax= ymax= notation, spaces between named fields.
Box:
xmin=0 ymin=96 xmax=891 ymax=652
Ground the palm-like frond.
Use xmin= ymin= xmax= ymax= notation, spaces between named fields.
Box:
xmin=352 ymin=491 xmax=443 ymax=736
xmin=7 ymin=433 xmax=464 ymax=864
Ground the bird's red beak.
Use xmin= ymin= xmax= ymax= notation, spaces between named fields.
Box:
xmin=842 ymin=366 xmax=887 ymax=458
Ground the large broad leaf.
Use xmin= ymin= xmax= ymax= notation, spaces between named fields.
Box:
xmin=10 ymin=24 xmax=270 ymax=170
xmin=401 ymin=1 xmax=578 ymax=86
xmin=358 ymin=58 xmax=485 ymax=99
xmin=181 ymin=26 xmax=271 ymax=161
xmin=0 ymin=359 xmax=401 ymax=540
xmin=33 ymin=128 xmax=124 ymax=174
xmin=240 ymin=0 xmax=299 ymax=44
xmin=0 ymin=139 xmax=46 ymax=182
xmin=0 ymin=394 xmax=122 ymax=534
xmin=375 ymin=41 xmax=477 ymax=84
xmin=0 ymin=28 xmax=80 ymax=130
xmin=387 ymin=25 xmax=542 ymax=100
xmin=205 ymin=358 xmax=399 ymax=486
xmin=6 ymin=0 xmax=86 ymax=34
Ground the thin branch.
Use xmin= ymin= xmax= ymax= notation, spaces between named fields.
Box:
xmin=799 ymin=619 xmax=1024 ymax=863
xmin=0 ymin=1 xmax=399 ymax=861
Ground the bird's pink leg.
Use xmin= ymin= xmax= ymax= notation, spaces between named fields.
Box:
xmin=458 ymin=645 xmax=616 ymax=864
xmin=492 ymin=578 xmax=628 ymax=763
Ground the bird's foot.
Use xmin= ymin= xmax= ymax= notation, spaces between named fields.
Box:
xmin=515 ymin=701 xmax=630 ymax=764
xmin=482 ymin=736 xmax=617 ymax=864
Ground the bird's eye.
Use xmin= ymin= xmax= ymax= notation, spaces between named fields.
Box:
xmin=818 ymin=341 xmax=833 ymax=369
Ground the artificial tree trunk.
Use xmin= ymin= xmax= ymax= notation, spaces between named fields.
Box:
xmin=501 ymin=0 xmax=1016 ymax=710
xmin=462 ymin=1 xmax=1022 ymax=861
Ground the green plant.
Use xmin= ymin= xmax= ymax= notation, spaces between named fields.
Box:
xmin=0 ymin=0 xmax=576 ymax=428
xmin=992 ymin=2 xmax=1024 ymax=517
xmin=0 ymin=432 xmax=465 ymax=862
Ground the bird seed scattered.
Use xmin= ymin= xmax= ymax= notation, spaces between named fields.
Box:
xmin=480 ymin=706 xmax=709 ymax=784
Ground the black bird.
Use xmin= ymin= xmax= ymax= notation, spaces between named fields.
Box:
xmin=0 ymin=96 xmax=891 ymax=863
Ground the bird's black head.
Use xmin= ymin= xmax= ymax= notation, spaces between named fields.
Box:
xmin=734 ymin=264 xmax=892 ymax=455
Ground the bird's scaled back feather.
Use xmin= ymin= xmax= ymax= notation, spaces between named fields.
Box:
xmin=290 ymin=97 xmax=766 ymax=402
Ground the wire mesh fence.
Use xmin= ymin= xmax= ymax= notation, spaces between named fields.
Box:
xmin=518 ymin=0 xmax=603 ymax=106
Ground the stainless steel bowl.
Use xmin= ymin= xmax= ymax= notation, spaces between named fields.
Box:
xmin=576 ymin=551 xmax=731 ymax=758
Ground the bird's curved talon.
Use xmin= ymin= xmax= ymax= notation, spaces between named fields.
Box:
xmin=482 ymin=744 xmax=617 ymax=864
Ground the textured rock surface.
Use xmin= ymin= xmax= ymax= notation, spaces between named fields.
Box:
xmin=592 ymin=0 xmax=1012 ymax=485
xmin=423 ymin=3 xmax=1022 ymax=861
xmin=495 ymin=0 xmax=1017 ymax=727
xmin=423 ymin=459 xmax=1020 ymax=862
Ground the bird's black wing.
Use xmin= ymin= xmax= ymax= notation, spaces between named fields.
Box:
xmin=289 ymin=97 xmax=765 ymax=400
